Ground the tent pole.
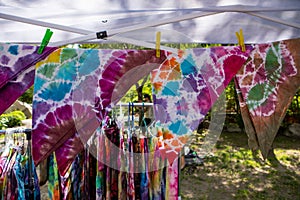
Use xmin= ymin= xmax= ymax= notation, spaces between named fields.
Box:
xmin=50 ymin=11 xmax=220 ymax=47
xmin=0 ymin=13 xmax=91 ymax=35
xmin=0 ymin=13 xmax=178 ymax=52
xmin=50 ymin=8 xmax=300 ymax=47
xmin=2 ymin=6 xmax=300 ymax=47
xmin=247 ymin=12 xmax=300 ymax=29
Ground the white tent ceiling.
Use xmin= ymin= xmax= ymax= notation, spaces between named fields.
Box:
xmin=1 ymin=0 xmax=300 ymax=46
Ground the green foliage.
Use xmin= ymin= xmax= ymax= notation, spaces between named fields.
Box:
xmin=141 ymin=77 xmax=153 ymax=97
xmin=236 ymin=189 xmax=250 ymax=199
xmin=78 ymin=42 xmax=222 ymax=50
xmin=18 ymin=86 xmax=34 ymax=104
xmin=0 ymin=110 xmax=26 ymax=129
xmin=0 ymin=117 xmax=9 ymax=129
xmin=283 ymin=89 xmax=300 ymax=126
xmin=10 ymin=110 xmax=26 ymax=120
xmin=120 ymin=76 xmax=152 ymax=103
xmin=120 ymin=83 xmax=139 ymax=103
xmin=224 ymin=80 xmax=244 ymax=130
xmin=78 ymin=43 xmax=146 ymax=50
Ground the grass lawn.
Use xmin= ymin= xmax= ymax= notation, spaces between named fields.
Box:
xmin=180 ymin=131 xmax=300 ymax=200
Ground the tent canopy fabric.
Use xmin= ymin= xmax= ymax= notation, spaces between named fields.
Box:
xmin=1 ymin=0 xmax=300 ymax=45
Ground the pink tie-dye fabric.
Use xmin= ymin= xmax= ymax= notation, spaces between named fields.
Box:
xmin=151 ymin=46 xmax=253 ymax=162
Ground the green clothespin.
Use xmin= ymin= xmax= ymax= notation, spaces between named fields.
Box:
xmin=37 ymin=28 xmax=53 ymax=54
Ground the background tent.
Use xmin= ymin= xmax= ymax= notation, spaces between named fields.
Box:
xmin=0 ymin=0 xmax=300 ymax=45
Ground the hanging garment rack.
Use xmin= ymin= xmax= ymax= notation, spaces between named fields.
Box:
xmin=0 ymin=128 xmax=34 ymax=200
xmin=114 ymin=102 xmax=182 ymax=199
xmin=116 ymin=102 xmax=153 ymax=122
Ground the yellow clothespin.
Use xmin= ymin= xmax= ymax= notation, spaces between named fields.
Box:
xmin=156 ymin=31 xmax=161 ymax=57
xmin=235 ymin=29 xmax=245 ymax=52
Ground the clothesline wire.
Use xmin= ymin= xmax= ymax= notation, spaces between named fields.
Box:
xmin=117 ymin=102 xmax=153 ymax=106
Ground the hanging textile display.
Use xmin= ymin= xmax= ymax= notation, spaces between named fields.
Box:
xmin=150 ymin=46 xmax=253 ymax=162
xmin=0 ymin=43 xmax=56 ymax=115
xmin=47 ymin=151 xmax=86 ymax=200
xmin=44 ymin=117 xmax=179 ymax=199
xmin=0 ymin=38 xmax=298 ymax=179
xmin=32 ymin=45 xmax=255 ymax=173
xmin=32 ymin=48 xmax=167 ymax=174
xmin=95 ymin=118 xmax=180 ymax=200
xmin=0 ymin=132 xmax=41 ymax=200
xmin=234 ymin=38 xmax=300 ymax=158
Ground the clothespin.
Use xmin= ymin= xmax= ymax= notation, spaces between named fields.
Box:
xmin=235 ymin=29 xmax=245 ymax=52
xmin=156 ymin=31 xmax=161 ymax=58
xmin=38 ymin=28 xmax=53 ymax=54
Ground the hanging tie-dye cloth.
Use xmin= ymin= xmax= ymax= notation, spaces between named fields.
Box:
xmin=32 ymin=45 xmax=252 ymax=173
xmin=0 ymin=43 xmax=56 ymax=115
xmin=234 ymin=38 xmax=300 ymax=158
xmin=151 ymin=46 xmax=253 ymax=162
xmin=1 ymin=38 xmax=298 ymax=177
xmin=32 ymin=48 xmax=166 ymax=174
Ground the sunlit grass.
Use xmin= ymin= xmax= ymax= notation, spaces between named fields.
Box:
xmin=181 ymin=131 xmax=300 ymax=200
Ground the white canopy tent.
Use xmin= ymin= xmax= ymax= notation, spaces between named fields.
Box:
xmin=1 ymin=0 xmax=300 ymax=47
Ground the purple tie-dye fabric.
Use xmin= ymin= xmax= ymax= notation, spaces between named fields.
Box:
xmin=151 ymin=46 xmax=253 ymax=161
xmin=32 ymin=48 xmax=166 ymax=174
xmin=0 ymin=43 xmax=56 ymax=115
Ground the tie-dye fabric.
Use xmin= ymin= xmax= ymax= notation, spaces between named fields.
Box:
xmin=32 ymin=48 xmax=166 ymax=174
xmin=48 ymin=154 xmax=61 ymax=200
xmin=150 ymin=137 xmax=164 ymax=199
xmin=140 ymin=138 xmax=149 ymax=200
xmin=96 ymin=129 xmax=105 ymax=199
xmin=95 ymin=128 xmax=176 ymax=200
xmin=0 ymin=39 xmax=297 ymax=179
xmin=13 ymin=154 xmax=25 ymax=200
xmin=166 ymin=157 xmax=179 ymax=200
xmin=0 ymin=43 xmax=56 ymax=115
xmin=0 ymin=149 xmax=40 ymax=200
xmin=151 ymin=46 xmax=253 ymax=161
xmin=235 ymin=38 xmax=300 ymax=158
xmin=127 ymin=138 xmax=136 ymax=200
xmin=70 ymin=152 xmax=85 ymax=200
xmin=60 ymin=162 xmax=72 ymax=200
xmin=25 ymin=157 xmax=41 ymax=200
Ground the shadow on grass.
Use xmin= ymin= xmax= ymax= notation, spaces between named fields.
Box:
xmin=180 ymin=131 xmax=300 ymax=200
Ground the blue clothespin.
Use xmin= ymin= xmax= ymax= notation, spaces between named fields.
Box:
xmin=38 ymin=28 xmax=53 ymax=54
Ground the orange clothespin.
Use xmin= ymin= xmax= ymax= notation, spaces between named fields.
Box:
xmin=235 ymin=29 xmax=245 ymax=52
xmin=156 ymin=31 xmax=161 ymax=57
